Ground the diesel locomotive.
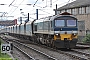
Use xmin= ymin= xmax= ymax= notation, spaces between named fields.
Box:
xmin=0 ymin=12 xmax=78 ymax=49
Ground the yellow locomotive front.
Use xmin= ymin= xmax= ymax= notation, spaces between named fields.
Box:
xmin=53 ymin=15 xmax=78 ymax=48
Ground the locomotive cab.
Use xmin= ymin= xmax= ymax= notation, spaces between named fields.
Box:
xmin=53 ymin=15 xmax=78 ymax=48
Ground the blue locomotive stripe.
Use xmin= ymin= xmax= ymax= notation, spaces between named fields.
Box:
xmin=54 ymin=27 xmax=78 ymax=31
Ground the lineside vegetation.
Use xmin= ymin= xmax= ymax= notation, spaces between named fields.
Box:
xmin=83 ymin=34 xmax=90 ymax=43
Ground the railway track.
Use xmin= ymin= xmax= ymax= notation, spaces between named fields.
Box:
xmin=1 ymin=35 xmax=90 ymax=60
xmin=13 ymin=45 xmax=36 ymax=60
xmin=72 ymin=49 xmax=90 ymax=58
xmin=12 ymin=40 xmax=57 ymax=60
xmin=59 ymin=50 xmax=90 ymax=60
xmin=75 ymin=42 xmax=90 ymax=49
xmin=77 ymin=42 xmax=90 ymax=45
xmin=1 ymin=36 xmax=57 ymax=60
xmin=3 ymin=38 xmax=36 ymax=60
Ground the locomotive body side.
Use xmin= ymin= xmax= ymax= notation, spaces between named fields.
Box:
xmin=25 ymin=22 xmax=32 ymax=36
xmin=33 ymin=17 xmax=53 ymax=34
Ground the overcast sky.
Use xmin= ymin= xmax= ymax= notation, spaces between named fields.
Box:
xmin=0 ymin=0 xmax=76 ymax=23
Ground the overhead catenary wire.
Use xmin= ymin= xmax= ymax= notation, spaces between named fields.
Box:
xmin=0 ymin=0 xmax=16 ymax=18
xmin=33 ymin=0 xmax=38 ymax=7
xmin=7 ymin=0 xmax=39 ymax=17
xmin=16 ymin=1 xmax=53 ymax=19
xmin=6 ymin=0 xmax=17 ymax=17
xmin=8 ymin=0 xmax=75 ymax=16
xmin=8 ymin=0 xmax=52 ymax=18
xmin=16 ymin=5 xmax=53 ymax=16
xmin=38 ymin=9 xmax=53 ymax=15
xmin=51 ymin=0 xmax=75 ymax=9
xmin=52 ymin=0 xmax=58 ymax=3
xmin=9 ymin=0 xmax=25 ymax=15
xmin=12 ymin=0 xmax=72 ymax=15
xmin=0 ymin=0 xmax=77 ymax=26
xmin=68 ymin=0 xmax=71 ymax=3
xmin=9 ymin=0 xmax=16 ymax=7
xmin=7 ymin=0 xmax=75 ymax=20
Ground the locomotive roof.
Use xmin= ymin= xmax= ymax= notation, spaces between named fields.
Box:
xmin=57 ymin=0 xmax=90 ymax=10
xmin=34 ymin=12 xmax=77 ymax=23
xmin=60 ymin=12 xmax=72 ymax=15
xmin=34 ymin=16 xmax=52 ymax=23
xmin=26 ymin=20 xmax=33 ymax=24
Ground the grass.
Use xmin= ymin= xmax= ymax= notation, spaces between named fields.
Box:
xmin=0 ymin=38 xmax=17 ymax=60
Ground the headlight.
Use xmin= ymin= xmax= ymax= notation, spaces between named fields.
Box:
xmin=55 ymin=34 xmax=58 ymax=35
xmin=73 ymin=33 xmax=76 ymax=35
xmin=72 ymin=33 xmax=77 ymax=36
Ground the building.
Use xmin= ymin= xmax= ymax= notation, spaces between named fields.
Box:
xmin=55 ymin=0 xmax=90 ymax=40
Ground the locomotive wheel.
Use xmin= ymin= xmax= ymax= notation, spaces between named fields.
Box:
xmin=46 ymin=40 xmax=49 ymax=47
xmin=52 ymin=40 xmax=57 ymax=49
xmin=49 ymin=40 xmax=52 ymax=47
xmin=50 ymin=40 xmax=53 ymax=48
xmin=52 ymin=40 xmax=55 ymax=48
